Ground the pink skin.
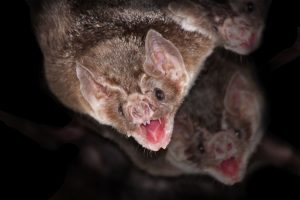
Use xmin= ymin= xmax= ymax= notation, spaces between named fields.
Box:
xmin=220 ymin=17 xmax=261 ymax=54
xmin=141 ymin=119 xmax=166 ymax=144
xmin=218 ymin=157 xmax=240 ymax=180
xmin=124 ymin=94 xmax=167 ymax=147
xmin=126 ymin=98 xmax=154 ymax=125
xmin=206 ymin=130 xmax=243 ymax=182
xmin=240 ymin=33 xmax=257 ymax=49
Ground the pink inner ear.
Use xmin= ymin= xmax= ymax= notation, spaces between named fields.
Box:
xmin=153 ymin=51 xmax=165 ymax=68
xmin=76 ymin=64 xmax=110 ymax=108
xmin=143 ymin=31 xmax=166 ymax=77
xmin=226 ymin=88 xmax=256 ymax=118
xmin=143 ymin=29 xmax=186 ymax=80
xmin=226 ymin=90 xmax=243 ymax=115
xmin=225 ymin=73 xmax=251 ymax=116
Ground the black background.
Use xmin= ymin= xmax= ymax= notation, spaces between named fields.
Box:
xmin=0 ymin=0 xmax=299 ymax=199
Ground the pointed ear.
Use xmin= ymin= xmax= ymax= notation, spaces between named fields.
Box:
xmin=143 ymin=29 xmax=187 ymax=82
xmin=224 ymin=72 xmax=257 ymax=117
xmin=76 ymin=63 xmax=109 ymax=109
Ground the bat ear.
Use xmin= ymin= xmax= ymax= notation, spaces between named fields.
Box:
xmin=76 ymin=63 xmax=109 ymax=109
xmin=143 ymin=29 xmax=187 ymax=82
xmin=224 ymin=72 xmax=257 ymax=118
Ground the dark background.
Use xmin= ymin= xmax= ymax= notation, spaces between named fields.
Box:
xmin=0 ymin=0 xmax=299 ymax=199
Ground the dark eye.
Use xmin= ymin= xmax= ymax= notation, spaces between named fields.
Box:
xmin=246 ymin=2 xmax=255 ymax=13
xmin=154 ymin=88 xmax=165 ymax=101
xmin=197 ymin=143 xmax=205 ymax=154
xmin=118 ymin=104 xmax=124 ymax=116
xmin=234 ymin=129 xmax=242 ymax=138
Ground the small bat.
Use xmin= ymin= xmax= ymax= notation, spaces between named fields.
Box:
xmin=165 ymin=49 xmax=266 ymax=185
xmin=27 ymin=0 xmax=216 ymax=151
xmin=168 ymin=0 xmax=272 ymax=55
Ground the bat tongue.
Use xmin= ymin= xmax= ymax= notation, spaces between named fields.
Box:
xmin=219 ymin=157 xmax=239 ymax=177
xmin=142 ymin=119 xmax=165 ymax=144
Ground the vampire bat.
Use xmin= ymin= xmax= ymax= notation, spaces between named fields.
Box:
xmin=100 ymin=49 xmax=267 ymax=184
xmin=168 ymin=0 xmax=272 ymax=55
xmin=26 ymin=0 xmax=270 ymax=151
xmin=1 ymin=49 xmax=299 ymax=187
xmin=0 ymin=49 xmax=267 ymax=185
xmin=165 ymin=49 xmax=267 ymax=185
xmin=27 ymin=0 xmax=217 ymax=151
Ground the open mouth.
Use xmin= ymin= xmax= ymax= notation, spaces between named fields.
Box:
xmin=140 ymin=118 xmax=166 ymax=144
xmin=218 ymin=156 xmax=240 ymax=178
xmin=240 ymin=33 xmax=257 ymax=49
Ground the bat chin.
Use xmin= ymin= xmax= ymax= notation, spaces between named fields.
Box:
xmin=208 ymin=156 xmax=245 ymax=185
xmin=225 ymin=33 xmax=260 ymax=55
xmin=132 ymin=117 xmax=172 ymax=151
xmin=224 ymin=43 xmax=255 ymax=55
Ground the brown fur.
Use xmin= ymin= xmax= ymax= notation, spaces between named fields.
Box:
xmin=168 ymin=0 xmax=272 ymax=54
xmin=29 ymin=0 xmax=214 ymax=151
xmin=79 ymin=49 xmax=266 ymax=185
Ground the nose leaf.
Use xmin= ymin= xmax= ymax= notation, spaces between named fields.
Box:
xmin=129 ymin=100 xmax=154 ymax=124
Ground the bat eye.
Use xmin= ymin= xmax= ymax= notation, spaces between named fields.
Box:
xmin=246 ymin=2 xmax=255 ymax=13
xmin=154 ymin=88 xmax=165 ymax=101
xmin=197 ymin=144 xmax=205 ymax=153
xmin=234 ymin=129 xmax=242 ymax=138
xmin=118 ymin=104 xmax=124 ymax=116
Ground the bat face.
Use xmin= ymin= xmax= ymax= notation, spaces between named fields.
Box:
xmin=166 ymin=58 xmax=265 ymax=185
xmin=76 ymin=30 xmax=188 ymax=151
xmin=220 ymin=0 xmax=272 ymax=54
xmin=168 ymin=0 xmax=271 ymax=55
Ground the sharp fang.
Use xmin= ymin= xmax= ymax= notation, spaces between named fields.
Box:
xmin=142 ymin=122 xmax=146 ymax=126
xmin=147 ymin=120 xmax=150 ymax=125
xmin=158 ymin=118 xmax=161 ymax=124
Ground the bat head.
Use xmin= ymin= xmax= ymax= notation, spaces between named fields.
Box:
xmin=168 ymin=0 xmax=272 ymax=55
xmin=218 ymin=0 xmax=272 ymax=54
xmin=76 ymin=29 xmax=188 ymax=151
xmin=167 ymin=69 xmax=265 ymax=185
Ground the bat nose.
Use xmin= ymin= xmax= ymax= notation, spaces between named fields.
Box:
xmin=127 ymin=98 xmax=154 ymax=124
xmin=209 ymin=132 xmax=236 ymax=160
xmin=214 ymin=141 xmax=233 ymax=156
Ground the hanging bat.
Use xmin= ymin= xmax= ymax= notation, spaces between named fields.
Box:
xmin=168 ymin=0 xmax=272 ymax=54
xmin=27 ymin=0 xmax=215 ymax=151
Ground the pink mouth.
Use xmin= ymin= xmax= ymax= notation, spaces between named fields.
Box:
xmin=240 ymin=33 xmax=256 ymax=49
xmin=140 ymin=119 xmax=166 ymax=144
xmin=218 ymin=157 xmax=239 ymax=178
